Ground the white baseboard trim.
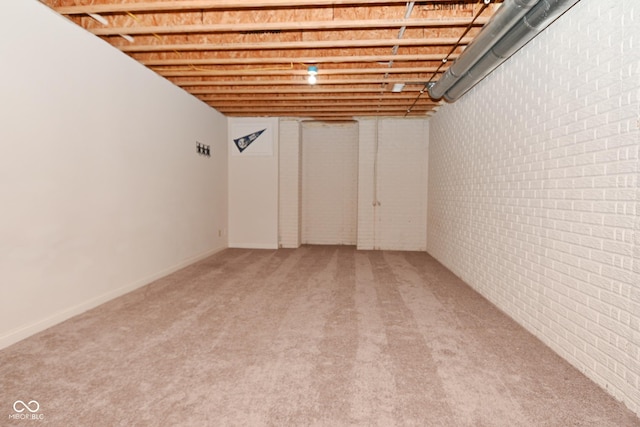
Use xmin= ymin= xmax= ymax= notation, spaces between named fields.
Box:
xmin=279 ymin=244 xmax=301 ymax=249
xmin=0 ymin=246 xmax=226 ymax=350
xmin=228 ymin=242 xmax=278 ymax=249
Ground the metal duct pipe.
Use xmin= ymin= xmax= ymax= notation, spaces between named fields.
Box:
xmin=428 ymin=0 xmax=539 ymax=100
xmin=428 ymin=0 xmax=580 ymax=102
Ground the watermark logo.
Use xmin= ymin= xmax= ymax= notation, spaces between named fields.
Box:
xmin=13 ymin=401 xmax=39 ymax=413
xmin=9 ymin=400 xmax=44 ymax=421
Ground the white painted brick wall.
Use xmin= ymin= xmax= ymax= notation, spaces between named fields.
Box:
xmin=428 ymin=0 xmax=639 ymax=416
xmin=377 ymin=119 xmax=428 ymax=250
xmin=357 ymin=118 xmax=429 ymax=251
xmin=278 ymin=119 xmax=301 ymax=248
xmin=301 ymin=121 xmax=358 ymax=245
xmin=357 ymin=119 xmax=377 ymax=250
xmin=279 ymin=118 xmax=429 ymax=250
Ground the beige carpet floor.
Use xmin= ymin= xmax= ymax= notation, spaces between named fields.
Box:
xmin=1 ymin=246 xmax=638 ymax=426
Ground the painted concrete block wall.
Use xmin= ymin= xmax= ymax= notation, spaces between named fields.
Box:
xmin=301 ymin=121 xmax=358 ymax=245
xmin=228 ymin=117 xmax=279 ymax=249
xmin=0 ymin=0 xmax=228 ymax=348
xmin=357 ymin=119 xmax=378 ymax=250
xmin=279 ymin=118 xmax=429 ymax=250
xmin=427 ymin=0 xmax=639 ymax=415
xmin=278 ymin=120 xmax=301 ymax=248
xmin=375 ymin=119 xmax=428 ymax=251
xmin=358 ymin=118 xmax=429 ymax=251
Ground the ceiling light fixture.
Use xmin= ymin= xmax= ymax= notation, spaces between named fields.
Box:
xmin=307 ymin=65 xmax=318 ymax=85
xmin=392 ymin=83 xmax=405 ymax=93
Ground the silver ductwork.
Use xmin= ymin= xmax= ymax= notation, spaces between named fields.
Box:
xmin=428 ymin=0 xmax=581 ymax=102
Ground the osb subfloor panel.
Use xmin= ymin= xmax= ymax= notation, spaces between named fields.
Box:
xmin=38 ymin=1 xmax=502 ymax=118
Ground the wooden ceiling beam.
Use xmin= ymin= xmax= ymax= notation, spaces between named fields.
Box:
xmin=211 ymin=104 xmax=435 ymax=112
xmin=55 ymin=0 xmax=478 ymax=15
xmin=157 ymin=67 xmax=442 ymax=77
xmin=174 ymin=78 xmax=430 ymax=86
xmin=91 ymin=18 xmax=488 ymax=36
xmin=209 ymin=99 xmax=436 ymax=106
xmin=140 ymin=54 xmax=457 ymax=66
xmin=198 ymin=94 xmax=434 ymax=101
xmin=218 ymin=105 xmax=431 ymax=113
xmin=120 ymin=37 xmax=473 ymax=53
xmin=40 ymin=0 xmax=498 ymax=119
xmin=205 ymin=100 xmax=436 ymax=106
xmin=188 ymin=87 xmax=429 ymax=94
xmin=225 ymin=113 xmax=428 ymax=118
xmin=218 ymin=111 xmax=432 ymax=117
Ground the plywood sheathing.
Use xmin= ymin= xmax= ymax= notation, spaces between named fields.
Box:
xmin=41 ymin=0 xmax=502 ymax=118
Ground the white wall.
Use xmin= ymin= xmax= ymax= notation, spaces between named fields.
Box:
xmin=301 ymin=121 xmax=358 ymax=245
xmin=278 ymin=118 xmax=429 ymax=250
xmin=427 ymin=0 xmax=639 ymax=416
xmin=279 ymin=120 xmax=302 ymax=248
xmin=0 ymin=0 xmax=228 ymax=348
xmin=228 ymin=117 xmax=279 ymax=249
xmin=358 ymin=118 xmax=429 ymax=251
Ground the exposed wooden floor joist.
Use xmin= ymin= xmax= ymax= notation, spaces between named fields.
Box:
xmin=41 ymin=0 xmax=502 ymax=118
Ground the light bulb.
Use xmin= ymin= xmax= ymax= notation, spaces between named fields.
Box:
xmin=307 ymin=65 xmax=318 ymax=85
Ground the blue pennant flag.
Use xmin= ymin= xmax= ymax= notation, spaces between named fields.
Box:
xmin=234 ymin=128 xmax=266 ymax=153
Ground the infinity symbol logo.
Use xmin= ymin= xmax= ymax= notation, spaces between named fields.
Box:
xmin=13 ymin=400 xmax=40 ymax=413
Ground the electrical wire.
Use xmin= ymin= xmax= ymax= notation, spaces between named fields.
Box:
xmin=404 ymin=0 xmax=491 ymax=116
xmin=379 ymin=1 xmax=415 ymax=113
xmin=160 ymin=63 xmax=296 ymax=73
xmin=125 ymin=11 xmax=298 ymax=75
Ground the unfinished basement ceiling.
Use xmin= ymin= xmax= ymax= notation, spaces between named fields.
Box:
xmin=40 ymin=0 xmax=503 ymax=119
